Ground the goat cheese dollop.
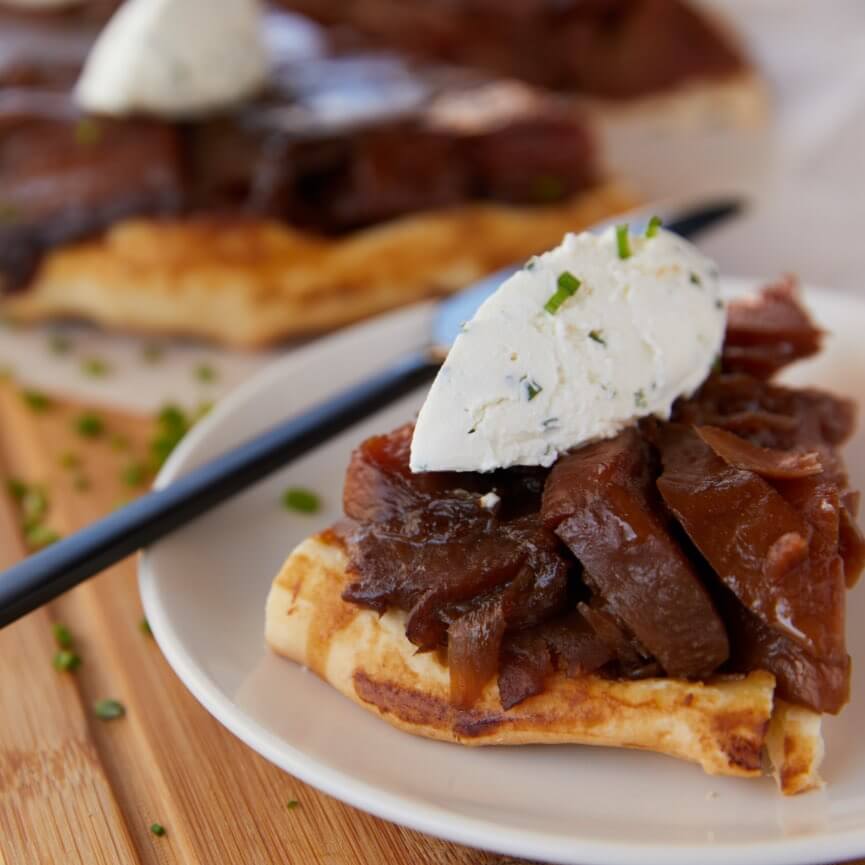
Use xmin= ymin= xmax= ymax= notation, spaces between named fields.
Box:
xmin=75 ymin=0 xmax=268 ymax=117
xmin=410 ymin=226 xmax=725 ymax=473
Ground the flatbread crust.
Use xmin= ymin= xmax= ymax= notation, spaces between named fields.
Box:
xmin=265 ymin=532 xmax=824 ymax=791
xmin=766 ymin=701 xmax=824 ymax=795
xmin=2 ymin=182 xmax=635 ymax=347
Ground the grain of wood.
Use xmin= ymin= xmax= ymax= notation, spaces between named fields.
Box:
xmin=0 ymin=382 xmax=528 ymax=865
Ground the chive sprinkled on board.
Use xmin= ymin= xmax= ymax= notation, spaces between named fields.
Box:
xmin=544 ymin=271 xmax=581 ymax=315
xmin=21 ymin=486 xmax=48 ymax=526
xmin=150 ymin=405 xmax=191 ymax=468
xmin=194 ymin=363 xmax=218 ymax=384
xmin=645 ymin=216 xmax=663 ymax=238
xmin=53 ymin=623 xmax=73 ymax=649
xmin=282 ymin=487 xmax=321 ymax=515
xmin=150 ymin=823 xmax=166 ymax=837
xmin=634 ymin=389 xmax=648 ymax=409
xmin=616 ymin=224 xmax=631 ymax=259
xmin=59 ymin=451 xmax=81 ymax=470
xmin=139 ymin=617 xmax=152 ymax=637
xmin=22 ymin=390 xmax=52 ymax=413
xmin=94 ymin=699 xmax=126 ymax=721
xmin=73 ymin=475 xmax=91 ymax=493
xmin=7 ymin=478 xmax=26 ymax=501
xmin=81 ymin=357 xmax=111 ymax=378
xmin=690 ymin=272 xmax=702 ymax=286
xmin=53 ymin=649 xmax=81 ymax=672
xmin=121 ymin=461 xmax=148 ymax=488
xmin=588 ymin=330 xmax=606 ymax=346
xmin=286 ymin=799 xmax=300 ymax=811
xmin=26 ymin=525 xmax=60 ymax=550
xmin=110 ymin=434 xmax=130 ymax=452
xmin=75 ymin=412 xmax=105 ymax=438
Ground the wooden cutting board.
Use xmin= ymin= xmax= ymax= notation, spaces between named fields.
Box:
xmin=0 ymin=378 xmax=859 ymax=865
xmin=0 ymin=381 xmax=521 ymax=865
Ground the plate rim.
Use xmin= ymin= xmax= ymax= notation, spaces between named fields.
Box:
xmin=140 ymin=282 xmax=865 ymax=865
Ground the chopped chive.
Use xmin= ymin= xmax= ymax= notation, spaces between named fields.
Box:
xmin=150 ymin=404 xmax=191 ymax=468
xmin=616 ymin=224 xmax=631 ymax=259
xmin=689 ymin=272 xmax=702 ymax=286
xmin=53 ymin=623 xmax=73 ymax=649
xmin=634 ymin=389 xmax=648 ymax=409
xmin=139 ymin=617 xmax=152 ymax=637
xmin=588 ymin=329 xmax=606 ymax=346
xmin=282 ymin=487 xmax=321 ymax=515
xmin=7 ymin=478 xmax=27 ymax=501
xmin=712 ymin=354 xmax=723 ymax=375
xmin=53 ymin=649 xmax=81 ymax=672
xmin=194 ymin=363 xmax=217 ymax=384
xmin=544 ymin=271 xmax=581 ymax=315
xmin=286 ymin=799 xmax=300 ymax=811
xmin=22 ymin=390 xmax=52 ymax=413
xmin=110 ymin=434 xmax=130 ymax=452
xmin=75 ymin=412 xmax=105 ymax=438
xmin=73 ymin=475 xmax=91 ymax=492
xmin=75 ymin=117 xmax=102 ymax=146
xmin=26 ymin=524 xmax=60 ymax=550
xmin=81 ymin=357 xmax=110 ymax=378
xmin=194 ymin=401 xmax=214 ymax=420
xmin=59 ymin=451 xmax=81 ymax=470
xmin=48 ymin=333 xmax=73 ymax=355
xmin=522 ymin=378 xmax=542 ymax=401
xmin=524 ymin=256 xmax=538 ymax=271
xmin=645 ymin=216 xmax=663 ymax=238
xmin=94 ymin=698 xmax=126 ymax=721
xmin=141 ymin=344 xmax=164 ymax=364
xmin=121 ymin=461 xmax=148 ymax=488
xmin=150 ymin=823 xmax=166 ymax=837
xmin=21 ymin=487 xmax=48 ymax=526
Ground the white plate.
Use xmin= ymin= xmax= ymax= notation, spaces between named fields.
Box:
xmin=140 ymin=280 xmax=865 ymax=865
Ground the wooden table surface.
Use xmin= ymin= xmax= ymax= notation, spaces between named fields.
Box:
xmin=0 ymin=378 xmax=861 ymax=865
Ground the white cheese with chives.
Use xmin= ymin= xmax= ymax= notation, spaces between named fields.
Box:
xmin=75 ymin=0 xmax=268 ymax=117
xmin=410 ymin=227 xmax=726 ymax=473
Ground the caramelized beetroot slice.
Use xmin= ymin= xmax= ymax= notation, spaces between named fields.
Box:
xmin=542 ymin=429 xmax=729 ymax=678
xmin=542 ymin=612 xmax=614 ymax=677
xmin=577 ymin=599 xmax=646 ymax=667
xmin=676 ymin=375 xmax=856 ymax=450
xmin=724 ymin=597 xmax=850 ymax=714
xmin=657 ymin=425 xmax=845 ymax=659
xmin=696 ymin=425 xmax=822 ymax=479
xmin=497 ymin=612 xmax=612 ymax=710
xmin=343 ymin=424 xmax=485 ymax=522
xmin=498 ymin=631 xmax=552 ymax=710
xmin=448 ymin=598 xmax=506 ymax=708
xmin=840 ymin=505 xmax=865 ymax=588
xmin=723 ymin=278 xmax=822 ymax=378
